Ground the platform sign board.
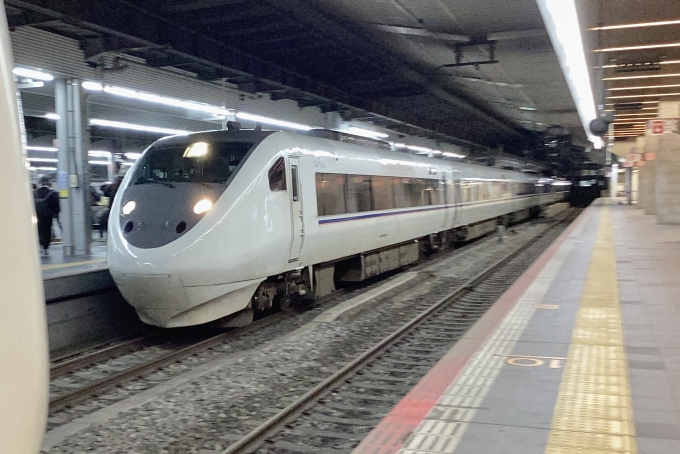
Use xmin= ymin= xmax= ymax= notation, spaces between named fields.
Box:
xmin=647 ymin=119 xmax=679 ymax=135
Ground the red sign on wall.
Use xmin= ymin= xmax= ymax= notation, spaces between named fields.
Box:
xmin=648 ymin=119 xmax=679 ymax=135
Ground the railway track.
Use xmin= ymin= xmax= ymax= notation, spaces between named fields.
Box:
xmin=47 ymin=210 xmax=575 ymax=421
xmin=48 ymin=313 xmax=288 ymax=414
xmin=219 ymin=209 xmax=580 ymax=454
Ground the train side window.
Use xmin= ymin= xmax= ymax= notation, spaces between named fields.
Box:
xmin=372 ymin=176 xmax=394 ymax=210
xmin=346 ymin=175 xmax=373 ymax=213
xmin=316 ymin=173 xmax=347 ymax=216
xmin=268 ymin=157 xmax=286 ymax=191
xmin=291 ymin=165 xmax=299 ymax=202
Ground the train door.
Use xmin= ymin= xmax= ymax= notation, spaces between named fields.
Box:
xmin=441 ymin=173 xmax=449 ymax=228
xmin=288 ymin=156 xmax=304 ymax=263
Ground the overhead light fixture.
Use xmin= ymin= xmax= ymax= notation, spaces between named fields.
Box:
xmin=609 ymin=83 xmax=680 ymax=91
xmin=235 ymin=112 xmax=313 ymax=131
xmin=392 ymin=143 xmax=407 ymax=148
xmin=12 ymin=67 xmax=54 ymax=81
xmin=406 ymin=145 xmax=432 ymax=153
xmin=347 ymin=126 xmax=389 ymax=139
xmin=599 ymin=59 xmax=680 ymax=69
xmin=591 ymin=19 xmax=680 ymax=31
xmin=26 ymin=146 xmax=58 ymax=152
xmin=615 ymin=113 xmax=658 ymax=116
xmin=102 ymin=85 xmax=232 ymax=116
xmin=125 ymin=152 xmax=142 ymax=160
xmin=82 ymin=81 xmax=104 ymax=91
xmin=26 ymin=158 xmax=58 ymax=163
xmin=442 ymin=152 xmax=466 ymax=158
xmin=608 ymin=92 xmax=680 ymax=99
xmin=89 ymin=118 xmax=190 ymax=135
xmin=88 ymin=160 xmax=111 ymax=166
xmin=519 ymin=106 xmax=537 ymax=111
xmin=604 ymin=73 xmax=680 ymax=81
xmin=536 ymin=0 xmax=603 ymax=148
xmin=44 ymin=113 xmax=60 ymax=120
xmin=88 ymin=150 xmax=112 ymax=158
xmin=595 ymin=42 xmax=680 ymax=52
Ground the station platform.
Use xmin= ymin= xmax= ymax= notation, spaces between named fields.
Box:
xmin=354 ymin=199 xmax=680 ymax=454
xmin=41 ymin=239 xmax=108 ymax=281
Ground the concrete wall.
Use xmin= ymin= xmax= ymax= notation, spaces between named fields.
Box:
xmin=656 ymin=135 xmax=680 ymax=224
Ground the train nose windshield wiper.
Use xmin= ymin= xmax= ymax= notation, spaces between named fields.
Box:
xmin=135 ymin=179 xmax=176 ymax=189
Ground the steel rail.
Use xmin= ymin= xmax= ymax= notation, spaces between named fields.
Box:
xmin=50 ymin=335 xmax=156 ymax=379
xmin=220 ymin=209 xmax=578 ymax=454
xmin=48 ymin=312 xmax=289 ymax=414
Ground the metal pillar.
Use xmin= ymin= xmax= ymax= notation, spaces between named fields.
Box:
xmin=55 ymin=78 xmax=91 ymax=256
xmin=610 ymin=164 xmax=619 ymax=200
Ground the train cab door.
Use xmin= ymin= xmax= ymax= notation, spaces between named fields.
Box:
xmin=288 ymin=156 xmax=304 ymax=263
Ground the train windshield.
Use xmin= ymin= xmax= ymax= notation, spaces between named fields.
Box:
xmin=131 ymin=140 xmax=255 ymax=186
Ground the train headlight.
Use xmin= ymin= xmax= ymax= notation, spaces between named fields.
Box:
xmin=194 ymin=199 xmax=212 ymax=214
xmin=122 ymin=201 xmax=136 ymax=215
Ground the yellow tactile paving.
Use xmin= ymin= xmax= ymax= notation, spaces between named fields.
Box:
xmin=544 ymin=207 xmax=637 ymax=454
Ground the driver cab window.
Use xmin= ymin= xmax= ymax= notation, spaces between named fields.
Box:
xmin=268 ymin=157 xmax=287 ymax=191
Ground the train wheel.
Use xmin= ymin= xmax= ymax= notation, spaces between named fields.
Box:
xmin=252 ymin=281 xmax=277 ymax=312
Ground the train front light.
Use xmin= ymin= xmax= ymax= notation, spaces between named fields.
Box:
xmin=194 ymin=199 xmax=212 ymax=214
xmin=122 ymin=201 xmax=136 ymax=215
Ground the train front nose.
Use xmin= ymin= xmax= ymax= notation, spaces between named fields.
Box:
xmin=113 ymin=273 xmax=189 ymax=327
xmin=117 ymin=183 xmax=221 ymax=250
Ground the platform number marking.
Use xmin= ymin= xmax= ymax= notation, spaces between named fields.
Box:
xmin=497 ymin=354 xmax=565 ymax=369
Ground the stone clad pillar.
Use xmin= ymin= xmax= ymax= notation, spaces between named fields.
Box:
xmin=646 ymin=160 xmax=657 ymax=216
xmin=655 ymin=135 xmax=680 ymax=224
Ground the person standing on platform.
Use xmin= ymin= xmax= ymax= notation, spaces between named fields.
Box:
xmin=34 ymin=176 xmax=60 ymax=256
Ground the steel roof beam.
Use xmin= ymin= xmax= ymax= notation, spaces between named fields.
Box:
xmin=6 ymin=0 xmax=514 ymax=147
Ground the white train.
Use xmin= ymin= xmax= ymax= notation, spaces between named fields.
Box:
xmin=0 ymin=2 xmax=49 ymax=451
xmin=108 ymin=129 xmax=565 ymax=328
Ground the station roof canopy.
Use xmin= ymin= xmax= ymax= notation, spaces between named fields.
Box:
xmin=6 ymin=0 xmax=587 ymax=150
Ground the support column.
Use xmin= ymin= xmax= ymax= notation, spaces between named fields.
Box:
xmin=55 ymin=78 xmax=91 ymax=256
xmin=609 ymin=164 xmax=618 ymax=200
xmin=656 ymin=135 xmax=680 ymax=224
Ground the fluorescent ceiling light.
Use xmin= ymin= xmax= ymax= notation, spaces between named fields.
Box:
xmin=88 ymin=150 xmax=112 ymax=158
xmin=595 ymin=42 xmax=680 ymax=52
xmin=392 ymin=143 xmax=407 ymax=148
xmin=121 ymin=162 xmax=134 ymax=166
xmin=44 ymin=113 xmax=60 ymax=120
xmin=33 ymin=166 xmax=57 ymax=171
xmin=347 ymin=126 xmax=389 ymax=139
xmin=88 ymin=160 xmax=110 ymax=166
xmin=604 ymin=73 xmax=680 ymax=81
xmin=26 ymin=146 xmax=57 ymax=152
xmin=104 ymin=86 xmax=232 ymax=116
xmin=599 ymin=60 xmax=680 ymax=69
xmin=609 ymin=83 xmax=680 ymax=91
xmin=536 ymin=0 xmax=603 ymax=148
xmin=615 ymin=113 xmax=658 ymax=116
xmin=82 ymin=81 xmax=104 ymax=91
xmin=89 ymin=118 xmax=190 ymax=135
xmin=13 ymin=67 xmax=54 ymax=81
xmin=608 ymin=92 xmax=680 ymax=99
xmin=406 ymin=145 xmax=432 ymax=153
xmin=125 ymin=152 xmax=142 ymax=160
xmin=26 ymin=157 xmax=58 ymax=163
xmin=592 ymin=19 xmax=680 ymax=31
xmin=519 ymin=106 xmax=537 ymax=111
xmin=442 ymin=152 xmax=466 ymax=158
xmin=235 ymin=112 xmax=313 ymax=131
